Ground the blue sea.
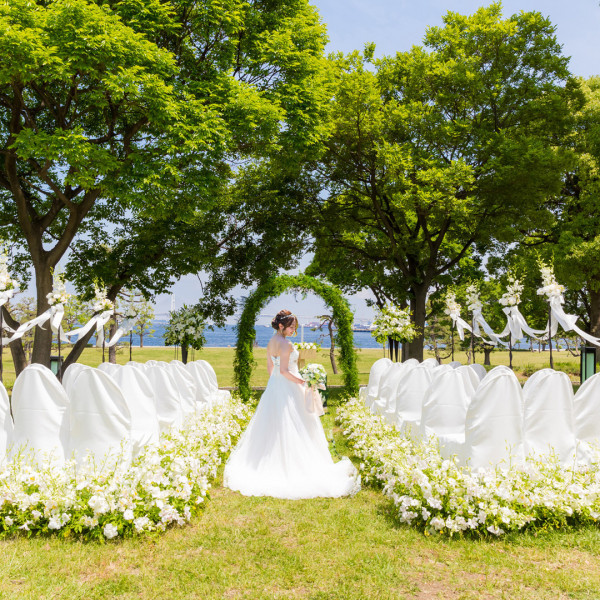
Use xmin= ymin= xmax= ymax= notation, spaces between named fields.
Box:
xmin=123 ymin=322 xmax=383 ymax=349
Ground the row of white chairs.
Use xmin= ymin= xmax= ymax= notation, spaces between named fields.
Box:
xmin=361 ymin=358 xmax=600 ymax=469
xmin=0 ymin=359 xmax=230 ymax=467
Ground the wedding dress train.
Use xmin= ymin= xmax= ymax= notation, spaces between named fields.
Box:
xmin=224 ymin=348 xmax=360 ymax=499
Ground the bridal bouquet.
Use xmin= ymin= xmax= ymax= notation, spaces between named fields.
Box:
xmin=371 ymin=304 xmax=417 ymax=344
xmin=300 ymin=363 xmax=327 ymax=416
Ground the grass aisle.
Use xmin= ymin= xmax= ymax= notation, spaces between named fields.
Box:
xmin=2 ymin=403 xmax=600 ymax=599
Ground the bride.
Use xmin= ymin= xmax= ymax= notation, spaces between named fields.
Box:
xmin=224 ymin=310 xmax=360 ymax=499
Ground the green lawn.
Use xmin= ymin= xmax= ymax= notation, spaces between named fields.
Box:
xmin=1 ymin=398 xmax=599 ymax=599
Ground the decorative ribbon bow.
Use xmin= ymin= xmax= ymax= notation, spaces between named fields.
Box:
xmin=7 ymin=304 xmax=69 ymax=346
xmin=305 ymin=384 xmax=325 ymax=417
xmin=497 ymin=305 xmax=546 ymax=345
xmin=106 ymin=316 xmax=138 ymax=347
xmin=65 ymin=310 xmax=113 ymax=345
xmin=542 ymin=296 xmax=600 ymax=347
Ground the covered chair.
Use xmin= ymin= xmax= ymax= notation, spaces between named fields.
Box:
xmin=421 ymin=369 xmax=470 ymax=439
xmin=62 ymin=363 xmax=91 ymax=397
xmin=112 ymin=366 xmax=160 ymax=455
xmin=186 ymin=362 xmax=223 ymax=406
xmin=370 ymin=362 xmax=403 ymax=415
xmin=448 ymin=361 xmax=462 ymax=369
xmin=522 ymin=369 xmax=575 ymax=465
xmin=168 ymin=363 xmax=200 ymax=416
xmin=0 ymin=381 xmax=13 ymax=460
xmin=97 ymin=362 xmax=122 ymax=375
xmin=394 ymin=365 xmax=434 ymax=435
xmin=68 ymin=368 xmax=132 ymax=467
xmin=195 ymin=360 xmax=231 ymax=403
xmin=11 ymin=364 xmax=69 ymax=464
xmin=421 ymin=358 xmax=439 ymax=368
xmin=441 ymin=369 xmax=524 ymax=469
xmin=381 ymin=364 xmax=417 ymax=423
xmin=362 ymin=358 xmax=392 ymax=407
xmin=574 ymin=372 xmax=600 ymax=460
xmin=126 ymin=361 xmax=147 ymax=371
xmin=469 ymin=363 xmax=487 ymax=381
xmin=144 ymin=365 xmax=184 ymax=433
xmin=456 ymin=365 xmax=479 ymax=396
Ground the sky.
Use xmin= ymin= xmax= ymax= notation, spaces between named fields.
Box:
xmin=155 ymin=0 xmax=600 ymax=325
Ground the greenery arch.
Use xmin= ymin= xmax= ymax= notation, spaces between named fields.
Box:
xmin=234 ymin=274 xmax=359 ymax=400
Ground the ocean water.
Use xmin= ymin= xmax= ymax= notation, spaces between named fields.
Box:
xmin=120 ymin=322 xmax=383 ymax=349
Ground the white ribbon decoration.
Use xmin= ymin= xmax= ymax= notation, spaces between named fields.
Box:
xmin=65 ymin=310 xmax=113 ymax=344
xmin=0 ymin=287 xmax=17 ymax=308
xmin=6 ymin=304 xmax=69 ymax=346
xmin=542 ymin=296 xmax=600 ymax=347
xmin=497 ymin=305 xmax=546 ymax=345
xmin=471 ymin=308 xmax=508 ymax=347
xmin=106 ymin=317 xmax=138 ymax=347
xmin=448 ymin=308 xmax=473 ymax=341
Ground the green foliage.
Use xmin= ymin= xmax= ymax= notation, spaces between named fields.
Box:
xmin=234 ymin=274 xmax=358 ymax=400
xmin=163 ymin=305 xmax=206 ymax=351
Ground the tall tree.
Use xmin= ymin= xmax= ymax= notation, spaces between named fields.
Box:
xmin=308 ymin=4 xmax=579 ymax=360
xmin=0 ymin=0 xmax=330 ymax=372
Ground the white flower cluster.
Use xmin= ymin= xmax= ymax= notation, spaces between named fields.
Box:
xmin=124 ymin=305 xmax=138 ymax=320
xmin=0 ymin=398 xmax=251 ymax=540
xmin=371 ymin=304 xmax=417 ymax=345
xmin=444 ymin=291 xmax=461 ymax=317
xmin=300 ymin=363 xmax=327 ymax=388
xmin=0 ymin=252 xmax=18 ymax=292
xmin=164 ymin=305 xmax=206 ymax=350
xmin=46 ymin=270 xmax=71 ymax=306
xmin=465 ymin=284 xmax=482 ymax=312
xmin=536 ymin=262 xmax=565 ymax=301
xmin=338 ymin=398 xmax=600 ymax=537
xmin=92 ymin=283 xmax=114 ymax=312
xmin=295 ymin=342 xmax=320 ymax=351
xmin=499 ymin=276 xmax=523 ymax=307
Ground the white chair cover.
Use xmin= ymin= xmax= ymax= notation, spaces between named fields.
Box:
xmin=97 ymin=362 xmax=122 ymax=375
xmin=195 ymin=360 xmax=231 ymax=402
xmin=144 ymin=365 xmax=183 ymax=433
xmin=185 ymin=362 xmax=224 ymax=405
xmin=168 ymin=363 xmax=198 ymax=415
xmin=0 ymin=381 xmax=13 ymax=460
xmin=456 ymin=365 xmax=479 ymax=396
xmin=420 ymin=358 xmax=439 ymax=368
xmin=371 ymin=363 xmax=403 ymax=415
xmin=126 ymin=361 xmax=147 ymax=371
xmin=574 ymin=372 xmax=600 ymax=452
xmin=62 ymin=363 xmax=91 ymax=398
xmin=145 ymin=360 xmax=160 ymax=367
xmin=364 ymin=358 xmax=393 ymax=408
xmin=443 ymin=369 xmax=524 ymax=469
xmin=430 ymin=364 xmax=453 ymax=380
xmin=480 ymin=364 xmax=514 ymax=384
xmin=68 ymin=368 xmax=132 ymax=466
xmin=448 ymin=361 xmax=462 ymax=369
xmin=170 ymin=359 xmax=185 ymax=366
xmin=522 ymin=369 xmax=575 ymax=464
xmin=469 ymin=363 xmax=487 ymax=381
xmin=112 ymin=366 xmax=160 ymax=455
xmin=11 ymin=364 xmax=69 ymax=464
xmin=381 ymin=364 xmax=415 ymax=422
xmin=421 ymin=369 xmax=470 ymax=439
xmin=395 ymin=365 xmax=434 ymax=433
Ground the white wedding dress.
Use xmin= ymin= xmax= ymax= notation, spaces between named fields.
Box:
xmin=224 ymin=348 xmax=360 ymax=499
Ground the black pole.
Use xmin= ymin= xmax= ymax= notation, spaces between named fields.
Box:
xmin=509 ymin=336 xmax=513 ymax=370
xmin=548 ymin=304 xmax=554 ymax=369
xmin=451 ymin=323 xmax=455 ymax=362
xmin=388 ymin=336 xmax=394 ymax=362
xmin=470 ymin=316 xmax=475 ymax=364
xmin=102 ymin=326 xmax=106 ymax=363
xmin=57 ymin=327 xmax=62 ymax=382
xmin=130 ymin=330 xmax=133 ymax=362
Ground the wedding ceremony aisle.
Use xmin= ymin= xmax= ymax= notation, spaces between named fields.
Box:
xmin=1 ymin=400 xmax=599 ymax=600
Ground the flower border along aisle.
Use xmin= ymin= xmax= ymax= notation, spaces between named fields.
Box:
xmin=338 ymin=398 xmax=600 ymax=537
xmin=0 ymin=399 xmax=251 ymax=540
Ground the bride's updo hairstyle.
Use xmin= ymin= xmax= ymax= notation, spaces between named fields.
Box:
xmin=271 ymin=310 xmax=298 ymax=334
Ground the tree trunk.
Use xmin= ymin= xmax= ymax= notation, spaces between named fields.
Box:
xmin=483 ymin=347 xmax=493 ymax=366
xmin=181 ymin=345 xmax=189 ymax=364
xmin=405 ymin=284 xmax=428 ymax=361
xmin=140 ymin=330 xmax=144 ymax=349
xmin=108 ymin=320 xmax=117 ymax=364
xmin=328 ymin=321 xmax=338 ymax=374
xmin=31 ymin=262 xmax=54 ymax=367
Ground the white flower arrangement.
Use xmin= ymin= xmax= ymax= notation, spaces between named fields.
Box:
xmin=371 ymin=304 xmax=417 ymax=344
xmin=0 ymin=251 xmax=18 ymax=292
xmin=337 ymin=397 xmax=600 ymax=537
xmin=465 ymin=284 xmax=482 ymax=312
xmin=0 ymin=398 xmax=251 ymax=540
xmin=123 ymin=304 xmax=138 ymax=320
xmin=295 ymin=342 xmax=320 ymax=351
xmin=164 ymin=305 xmax=206 ymax=350
xmin=300 ymin=363 xmax=327 ymax=389
xmin=444 ymin=291 xmax=461 ymax=317
xmin=92 ymin=282 xmax=114 ymax=312
xmin=499 ymin=275 xmax=524 ymax=307
xmin=536 ymin=261 xmax=565 ymax=301
xmin=46 ymin=269 xmax=71 ymax=306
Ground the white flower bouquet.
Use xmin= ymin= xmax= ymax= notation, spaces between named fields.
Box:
xmin=371 ymin=304 xmax=417 ymax=344
xmin=92 ymin=282 xmax=114 ymax=312
xmin=46 ymin=269 xmax=71 ymax=306
xmin=164 ymin=305 xmax=206 ymax=350
xmin=499 ymin=275 xmax=523 ymax=307
xmin=0 ymin=252 xmax=18 ymax=292
xmin=465 ymin=284 xmax=482 ymax=312
xmin=300 ymin=363 xmax=327 ymax=416
xmin=444 ymin=290 xmax=461 ymax=317
xmin=536 ymin=261 xmax=565 ymax=300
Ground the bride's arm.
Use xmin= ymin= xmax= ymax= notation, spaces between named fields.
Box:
xmin=280 ymin=343 xmax=306 ymax=386
xmin=267 ymin=354 xmax=274 ymax=377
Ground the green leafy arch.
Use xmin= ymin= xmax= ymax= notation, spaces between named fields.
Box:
xmin=234 ymin=274 xmax=359 ymax=400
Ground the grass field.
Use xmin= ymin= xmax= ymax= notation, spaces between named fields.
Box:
xmin=0 ymin=344 xmax=582 ymax=392
xmin=1 ymin=397 xmax=599 ymax=599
